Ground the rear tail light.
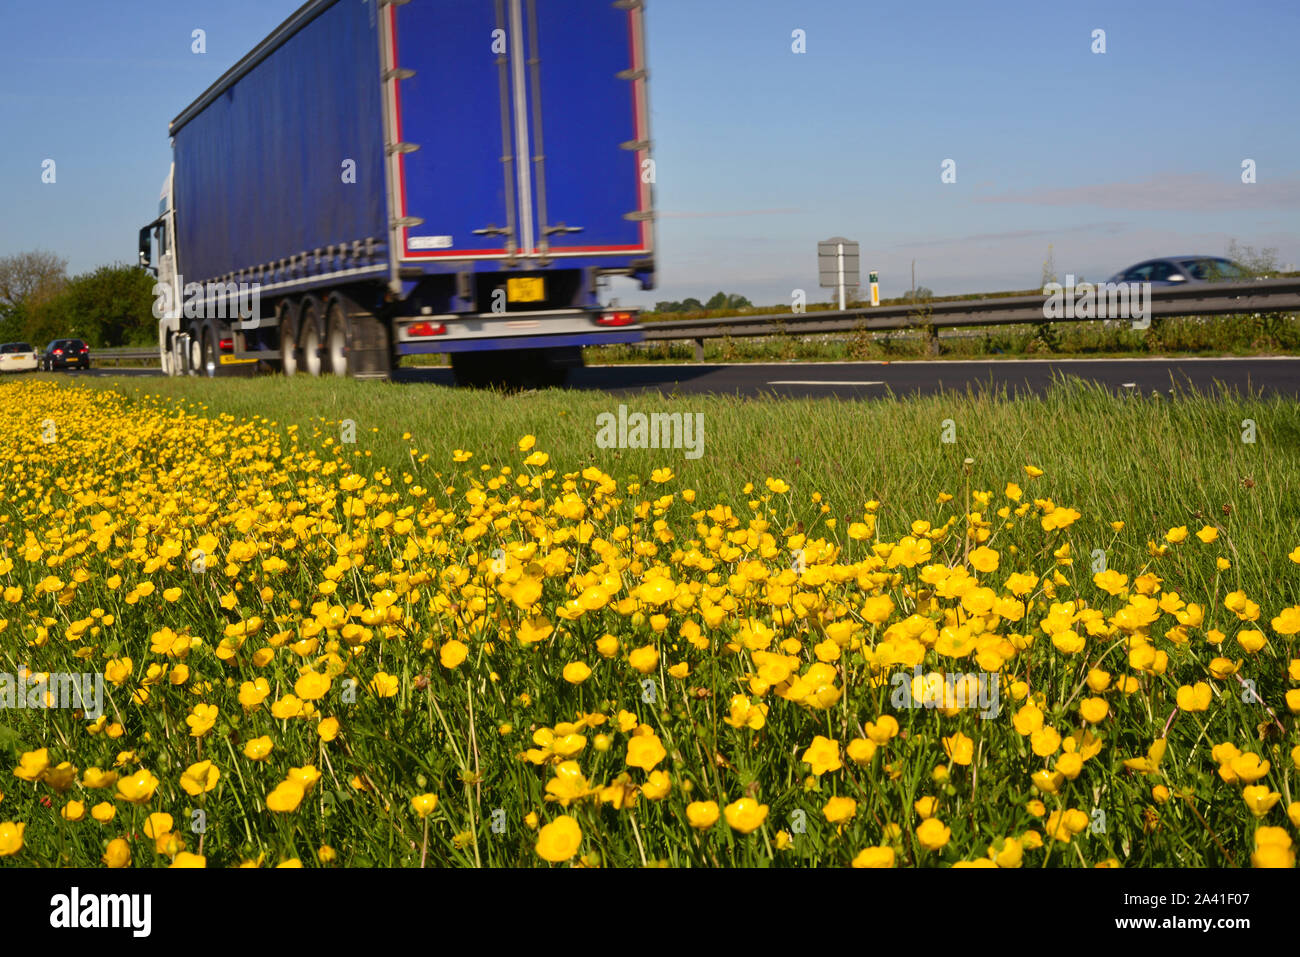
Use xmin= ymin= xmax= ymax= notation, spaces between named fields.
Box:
xmin=80 ymin=347 xmax=88 ymax=353
xmin=218 ymin=338 xmax=233 ymax=351
xmin=407 ymin=322 xmax=447 ymax=337
xmin=53 ymin=349 xmax=63 ymax=355
xmin=597 ymin=311 xmax=635 ymax=327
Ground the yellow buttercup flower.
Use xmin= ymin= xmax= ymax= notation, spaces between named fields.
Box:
xmin=723 ymin=798 xmax=769 ymax=834
xmin=627 ymin=644 xmax=659 ymax=674
xmin=686 ymin=801 xmax=720 ymax=829
xmin=369 ymin=672 xmax=400 ymax=698
xmin=287 ymin=765 xmax=321 ymax=793
xmin=1252 ymin=827 xmax=1294 ymax=867
xmin=562 ymin=661 xmax=592 ymax=684
xmin=852 ymin=846 xmax=896 ymax=868
xmin=265 ymin=781 xmax=305 ymax=813
xmin=238 ymin=678 xmax=270 ymax=711
xmin=102 ymin=837 xmax=130 ymax=868
xmin=864 ymin=716 xmax=898 ymax=744
xmin=1176 ymin=682 xmax=1212 ymax=712
xmin=1079 ymin=697 xmax=1109 ymax=723
xmin=1122 ymin=739 xmax=1167 ymax=775
xmin=185 ymin=703 xmax=218 ymax=737
xmin=271 ymin=694 xmax=304 ymax=719
xmin=294 ymin=670 xmax=332 ymax=700
xmin=989 ymin=837 xmax=1023 ymax=868
xmin=1242 ymin=785 xmax=1281 ymax=818
xmin=942 ymin=732 xmax=973 ymax=766
xmin=410 ymin=793 xmax=439 ymax=818
xmin=823 ymin=796 xmax=857 ymax=823
xmin=535 ymin=815 xmax=582 ymax=862
xmin=626 ymin=730 xmax=667 ymax=771
xmin=180 ymin=760 xmax=220 ymax=796
xmin=916 ymin=818 xmax=951 ymax=851
xmin=115 ymin=769 xmax=160 ymax=804
xmin=13 ymin=749 xmax=49 ymax=783
xmin=440 ymin=639 xmax=469 ymax=669
xmin=642 ymin=770 xmax=671 ymax=801
xmin=801 ymin=735 xmax=842 ymax=775
xmin=846 ymin=738 xmax=877 ymax=765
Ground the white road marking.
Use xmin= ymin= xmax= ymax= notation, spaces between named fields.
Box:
xmin=766 ymin=379 xmax=885 ymax=386
xmin=588 ymin=356 xmax=1300 ymax=369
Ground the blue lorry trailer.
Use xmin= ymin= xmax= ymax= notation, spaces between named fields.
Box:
xmin=138 ymin=0 xmax=654 ymax=386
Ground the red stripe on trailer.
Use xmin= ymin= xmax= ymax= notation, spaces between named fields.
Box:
xmin=389 ymin=3 xmax=410 ymax=255
xmin=629 ymin=3 xmax=650 ymax=253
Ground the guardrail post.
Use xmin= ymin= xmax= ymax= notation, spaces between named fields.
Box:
xmin=694 ymin=337 xmax=705 ymax=362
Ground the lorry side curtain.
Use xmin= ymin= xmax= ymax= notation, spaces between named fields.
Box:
xmin=173 ymin=0 xmax=386 ymax=284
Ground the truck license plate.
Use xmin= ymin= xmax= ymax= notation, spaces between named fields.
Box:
xmin=506 ymin=277 xmax=545 ymax=303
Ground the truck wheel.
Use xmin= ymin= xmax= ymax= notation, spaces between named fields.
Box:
xmin=160 ymin=342 xmax=174 ymax=377
xmin=279 ymin=311 xmax=299 ymax=376
xmin=188 ymin=334 xmax=202 ymax=376
xmin=201 ymin=327 xmax=219 ymax=378
xmin=326 ymin=301 xmax=349 ymax=377
xmin=300 ymin=301 xmax=325 ymax=376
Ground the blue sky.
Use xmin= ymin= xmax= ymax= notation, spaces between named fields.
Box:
xmin=1 ymin=0 xmax=1296 ymax=307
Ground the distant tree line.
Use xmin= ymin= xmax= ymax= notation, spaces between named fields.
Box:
xmin=0 ymin=251 xmax=156 ymax=348
xmin=652 ymin=291 xmax=753 ymax=313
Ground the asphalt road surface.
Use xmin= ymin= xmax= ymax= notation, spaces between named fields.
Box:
xmin=72 ymin=356 xmax=1300 ymax=399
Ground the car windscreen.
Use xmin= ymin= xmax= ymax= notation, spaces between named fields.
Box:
xmin=0 ymin=344 xmax=20 ymax=354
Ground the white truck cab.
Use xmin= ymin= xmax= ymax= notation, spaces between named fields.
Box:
xmin=137 ymin=166 xmax=191 ymax=375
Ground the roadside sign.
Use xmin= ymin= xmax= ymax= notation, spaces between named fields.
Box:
xmin=818 ymin=237 xmax=859 ymax=310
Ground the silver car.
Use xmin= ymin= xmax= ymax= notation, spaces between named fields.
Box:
xmin=1107 ymin=256 xmax=1248 ymax=287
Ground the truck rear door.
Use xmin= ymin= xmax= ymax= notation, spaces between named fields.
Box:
xmin=384 ymin=0 xmax=652 ymax=266
xmin=524 ymin=0 xmax=651 ymax=260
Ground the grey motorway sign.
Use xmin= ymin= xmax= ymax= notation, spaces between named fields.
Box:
xmin=818 ymin=237 xmax=860 ymax=287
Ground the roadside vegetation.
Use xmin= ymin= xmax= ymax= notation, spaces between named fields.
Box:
xmin=0 ymin=252 xmax=155 ymax=349
xmin=0 ymin=374 xmax=1295 ymax=866
xmin=586 ymin=313 xmax=1300 ymax=365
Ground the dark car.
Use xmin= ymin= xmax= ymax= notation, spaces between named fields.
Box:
xmin=1106 ymin=256 xmax=1248 ymax=287
xmin=41 ymin=339 xmax=91 ymax=371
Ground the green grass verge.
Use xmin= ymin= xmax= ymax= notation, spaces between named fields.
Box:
xmin=53 ymin=372 xmax=1300 ymax=604
xmin=2 ymin=373 xmax=1297 ymax=867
